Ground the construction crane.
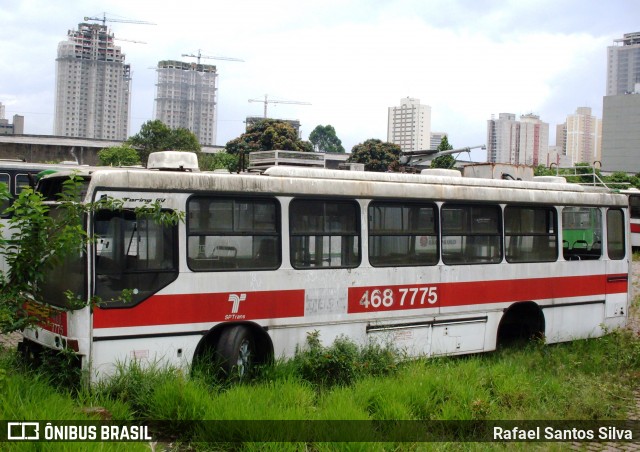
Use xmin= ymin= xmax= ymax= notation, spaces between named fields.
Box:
xmin=248 ymin=94 xmax=311 ymax=119
xmin=181 ymin=50 xmax=244 ymax=65
xmin=84 ymin=13 xmax=156 ymax=26
xmin=114 ymin=38 xmax=146 ymax=44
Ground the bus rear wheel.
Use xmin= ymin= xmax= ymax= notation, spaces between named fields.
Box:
xmin=217 ymin=325 xmax=255 ymax=381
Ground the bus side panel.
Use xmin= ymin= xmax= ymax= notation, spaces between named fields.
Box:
xmin=543 ymin=303 xmax=605 ymax=343
xmin=90 ymin=335 xmax=200 ymax=381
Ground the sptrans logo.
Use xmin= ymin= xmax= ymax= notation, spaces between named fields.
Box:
xmin=226 ymin=293 xmax=247 ymax=320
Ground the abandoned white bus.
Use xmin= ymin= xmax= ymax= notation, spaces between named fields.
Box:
xmin=622 ymin=189 xmax=640 ymax=251
xmin=20 ymin=153 xmax=630 ymax=382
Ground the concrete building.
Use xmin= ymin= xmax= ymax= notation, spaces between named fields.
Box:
xmin=607 ymin=32 xmax=640 ymax=96
xmin=518 ymin=114 xmax=549 ymax=166
xmin=486 ymin=113 xmax=548 ymax=166
xmin=0 ymin=102 xmax=24 ymax=135
xmin=154 ymin=60 xmax=218 ymax=146
xmin=564 ymin=107 xmax=601 ymax=165
xmin=430 ymin=132 xmax=448 ymax=150
xmin=387 ymin=97 xmax=431 ymax=152
xmin=54 ymin=22 xmax=131 ymax=140
xmin=0 ymin=115 xmax=24 ymax=135
xmin=601 ymin=84 xmax=640 ymax=173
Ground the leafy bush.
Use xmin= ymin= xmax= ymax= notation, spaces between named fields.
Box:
xmin=292 ymin=331 xmax=400 ymax=387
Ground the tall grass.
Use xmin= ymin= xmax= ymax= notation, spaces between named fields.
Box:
xmin=1 ymin=321 xmax=639 ymax=449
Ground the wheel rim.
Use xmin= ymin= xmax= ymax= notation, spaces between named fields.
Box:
xmin=236 ymin=339 xmax=252 ymax=378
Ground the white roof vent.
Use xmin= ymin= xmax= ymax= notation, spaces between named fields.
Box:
xmin=533 ymin=176 xmax=567 ymax=184
xmin=147 ymin=151 xmax=199 ymax=171
xmin=420 ymin=168 xmax=462 ymax=177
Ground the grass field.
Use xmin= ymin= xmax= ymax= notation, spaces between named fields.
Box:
xmin=1 ymin=307 xmax=640 ymax=451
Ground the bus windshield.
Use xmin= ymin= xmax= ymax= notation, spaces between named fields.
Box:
xmin=94 ymin=209 xmax=178 ymax=307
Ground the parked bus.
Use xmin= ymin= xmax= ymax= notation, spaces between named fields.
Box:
xmin=19 ymin=152 xmax=631 ymax=382
xmin=622 ymin=189 xmax=640 ymax=251
xmin=0 ymin=160 xmax=88 ymax=274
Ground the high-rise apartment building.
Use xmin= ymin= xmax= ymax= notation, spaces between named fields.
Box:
xmin=54 ymin=22 xmax=131 ymax=140
xmin=387 ymin=97 xmax=431 ymax=152
xmin=486 ymin=113 xmax=548 ymax=166
xmin=564 ymin=107 xmax=601 ymax=165
xmin=607 ymin=32 xmax=640 ymax=96
xmin=154 ymin=60 xmax=218 ymax=146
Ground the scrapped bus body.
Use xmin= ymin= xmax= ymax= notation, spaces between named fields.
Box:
xmin=0 ymin=160 xmax=90 ymax=275
xmin=623 ymin=189 xmax=640 ymax=250
xmin=20 ymin=153 xmax=631 ymax=382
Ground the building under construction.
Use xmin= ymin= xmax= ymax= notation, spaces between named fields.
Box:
xmin=154 ymin=60 xmax=218 ymax=146
xmin=54 ymin=22 xmax=131 ymax=140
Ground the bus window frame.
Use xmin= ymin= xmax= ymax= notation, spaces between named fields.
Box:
xmin=368 ymin=200 xmax=439 ymax=267
xmin=504 ymin=204 xmax=558 ymax=263
xmin=606 ymin=208 xmax=625 ymax=260
xmin=441 ymin=203 xmax=503 ymax=265
xmin=94 ymin=208 xmax=179 ymax=308
xmin=289 ymin=197 xmax=361 ymax=270
xmin=185 ymin=194 xmax=282 ymax=272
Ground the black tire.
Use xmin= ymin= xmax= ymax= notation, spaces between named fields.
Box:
xmin=216 ymin=325 xmax=256 ymax=381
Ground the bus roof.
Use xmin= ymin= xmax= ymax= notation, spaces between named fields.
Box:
xmin=63 ymin=165 xmax=628 ymax=208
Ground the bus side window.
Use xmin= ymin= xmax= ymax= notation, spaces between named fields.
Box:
xmin=368 ymin=201 xmax=438 ymax=266
xmin=441 ymin=204 xmax=502 ymax=265
xmin=505 ymin=206 xmax=557 ymax=263
xmin=607 ymin=209 xmax=625 ymax=260
xmin=562 ymin=207 xmax=602 ymax=261
xmin=186 ymin=196 xmax=280 ymax=271
xmin=290 ymin=199 xmax=360 ymax=269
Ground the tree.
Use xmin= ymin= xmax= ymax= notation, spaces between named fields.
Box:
xmin=0 ymin=176 xmax=183 ymax=334
xmin=127 ymin=120 xmax=201 ymax=164
xmin=309 ymin=125 xmax=345 ymax=153
xmin=430 ymin=135 xmax=455 ymax=169
xmin=225 ymin=119 xmax=313 ymax=156
xmin=199 ymin=152 xmax=240 ymax=173
xmin=98 ymin=145 xmax=141 ymax=167
xmin=347 ymin=139 xmax=401 ymax=172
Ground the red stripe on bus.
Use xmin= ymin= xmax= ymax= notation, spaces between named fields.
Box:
xmin=347 ymin=274 xmax=628 ymax=314
xmin=93 ymin=274 xmax=627 ymax=328
xmin=631 ymin=223 xmax=640 ymax=233
xmin=93 ymin=289 xmax=305 ymax=328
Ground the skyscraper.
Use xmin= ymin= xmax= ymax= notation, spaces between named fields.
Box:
xmin=607 ymin=32 xmax=640 ymax=96
xmin=54 ymin=22 xmax=131 ymax=140
xmin=565 ymin=107 xmax=601 ymax=165
xmin=387 ymin=97 xmax=431 ymax=152
xmin=154 ymin=60 xmax=218 ymax=146
xmin=486 ymin=113 xmax=549 ymax=166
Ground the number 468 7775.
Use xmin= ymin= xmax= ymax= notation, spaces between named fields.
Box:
xmin=358 ymin=286 xmax=438 ymax=309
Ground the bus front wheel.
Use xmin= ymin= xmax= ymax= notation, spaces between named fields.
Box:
xmin=217 ymin=325 xmax=255 ymax=381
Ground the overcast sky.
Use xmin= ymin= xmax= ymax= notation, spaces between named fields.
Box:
xmin=1 ymin=0 xmax=638 ymax=161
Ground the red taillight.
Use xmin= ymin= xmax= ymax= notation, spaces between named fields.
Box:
xmin=66 ymin=339 xmax=79 ymax=352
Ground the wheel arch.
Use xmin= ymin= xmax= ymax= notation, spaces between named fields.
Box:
xmin=193 ymin=321 xmax=274 ymax=366
xmin=497 ymin=301 xmax=546 ymax=345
